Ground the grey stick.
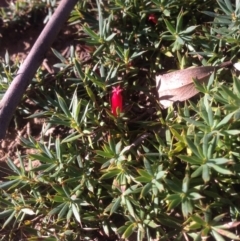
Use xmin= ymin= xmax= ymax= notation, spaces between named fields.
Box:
xmin=0 ymin=0 xmax=78 ymax=139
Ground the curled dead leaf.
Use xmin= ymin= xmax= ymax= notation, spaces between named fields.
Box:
xmin=156 ymin=61 xmax=232 ymax=108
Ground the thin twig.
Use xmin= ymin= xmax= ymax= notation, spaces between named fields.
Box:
xmin=120 ymin=133 xmax=152 ymax=155
xmin=0 ymin=0 xmax=78 ymax=139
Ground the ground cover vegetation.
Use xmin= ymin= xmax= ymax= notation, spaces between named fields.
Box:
xmin=1 ymin=0 xmax=240 ymax=240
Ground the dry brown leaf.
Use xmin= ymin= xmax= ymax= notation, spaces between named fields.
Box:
xmin=156 ymin=61 xmax=232 ymax=108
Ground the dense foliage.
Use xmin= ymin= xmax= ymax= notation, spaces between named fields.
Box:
xmin=1 ymin=0 xmax=240 ymax=240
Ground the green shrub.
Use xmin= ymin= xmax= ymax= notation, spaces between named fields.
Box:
xmin=1 ymin=0 xmax=240 ymax=240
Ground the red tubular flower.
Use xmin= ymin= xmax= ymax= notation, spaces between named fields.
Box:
xmin=111 ymin=85 xmax=123 ymax=116
xmin=148 ymin=13 xmax=158 ymax=24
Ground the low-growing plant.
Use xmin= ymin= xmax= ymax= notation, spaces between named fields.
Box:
xmin=0 ymin=0 xmax=57 ymax=27
xmin=1 ymin=0 xmax=240 ymax=240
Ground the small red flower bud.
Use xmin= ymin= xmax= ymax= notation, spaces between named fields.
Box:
xmin=148 ymin=14 xmax=158 ymax=24
xmin=127 ymin=61 xmax=133 ymax=68
xmin=111 ymin=85 xmax=123 ymax=116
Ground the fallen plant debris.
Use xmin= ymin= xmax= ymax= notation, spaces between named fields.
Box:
xmin=156 ymin=61 xmax=233 ymax=108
